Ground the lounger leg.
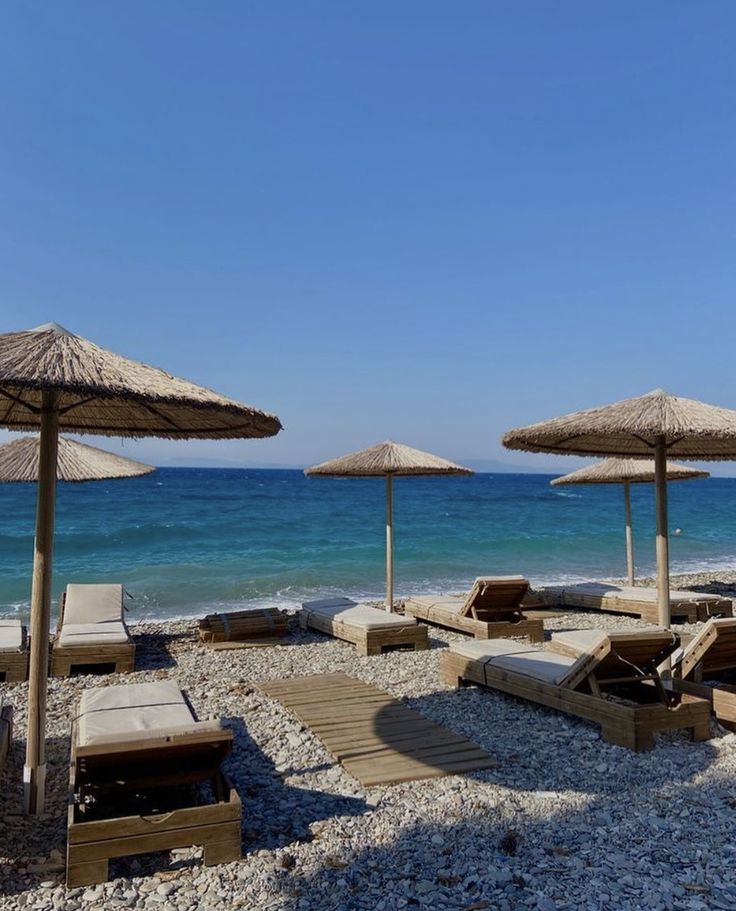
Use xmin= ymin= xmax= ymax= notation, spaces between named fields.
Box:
xmin=66 ymin=855 xmax=109 ymax=888
xmin=600 ymin=723 xmax=654 ymax=752
xmin=440 ymin=666 xmax=464 ymax=688
xmin=204 ymin=836 xmax=241 ymax=866
xmin=691 ymin=720 xmax=711 ymax=742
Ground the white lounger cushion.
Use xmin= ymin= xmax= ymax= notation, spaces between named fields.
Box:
xmin=550 ymin=629 xmax=609 ymax=654
xmin=60 ymin=583 xmax=130 ymax=647
xmin=451 ymin=638 xmax=532 ymax=661
xmin=64 ymin=583 xmax=125 ymax=625
xmin=302 ymin=598 xmax=418 ymax=630
xmin=59 ymin=622 xmax=131 ymax=646
xmin=449 ymin=639 xmax=577 ymax=686
xmin=558 ymin=583 xmax=723 ymax=604
xmin=77 ymin=680 xmax=220 ymax=746
xmin=405 ymin=595 xmax=465 ymax=615
xmin=0 ymin=619 xmax=23 ymax=652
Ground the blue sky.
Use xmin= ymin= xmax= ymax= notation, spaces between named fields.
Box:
xmin=1 ymin=3 xmax=735 ymax=471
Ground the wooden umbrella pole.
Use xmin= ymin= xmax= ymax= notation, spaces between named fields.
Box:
xmin=24 ymin=390 xmax=59 ymax=815
xmin=386 ymin=474 xmax=394 ymax=612
xmin=654 ymin=436 xmax=671 ymax=631
xmin=623 ymin=480 xmax=635 ymax=586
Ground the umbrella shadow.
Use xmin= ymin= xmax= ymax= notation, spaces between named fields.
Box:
xmin=223 ymin=716 xmax=368 ymax=853
xmin=396 ymin=685 xmax=720 ymax=795
xmin=255 ymin=761 xmax=736 ymax=911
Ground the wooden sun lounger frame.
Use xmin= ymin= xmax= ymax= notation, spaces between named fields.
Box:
xmin=0 ymin=625 xmax=28 ymax=683
xmin=404 ymin=578 xmax=544 ymax=641
xmin=672 ymin=620 xmax=736 ymax=728
xmin=300 ymin=608 xmax=428 ymax=656
xmin=440 ymin=636 xmax=711 ymax=751
xmin=67 ymin=721 xmax=241 ymax=887
xmin=51 ymin=590 xmax=135 ymax=677
xmin=539 ymin=586 xmax=732 ymax=624
xmin=0 ymin=703 xmax=12 ymax=775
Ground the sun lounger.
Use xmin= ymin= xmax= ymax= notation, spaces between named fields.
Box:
xmin=538 ymin=582 xmax=732 ymax=624
xmin=0 ymin=700 xmax=12 ymax=776
xmin=0 ymin=618 xmax=28 ymax=682
xmin=672 ymin=618 xmax=736 ymax=728
xmin=51 ymin=584 xmax=135 ymax=676
xmin=199 ymin=607 xmax=289 ymax=645
xmin=404 ymin=576 xmax=544 ymax=641
xmin=440 ymin=628 xmax=711 ymax=751
xmin=67 ymin=679 xmax=241 ymax=887
xmin=300 ymin=597 xmax=428 ymax=656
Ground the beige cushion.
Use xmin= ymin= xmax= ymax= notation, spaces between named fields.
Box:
xmin=450 ymin=638 xmax=577 ymax=686
xmin=559 ymin=583 xmax=723 ymax=605
xmin=77 ymin=680 xmax=205 ymax=746
xmin=59 ymin=621 xmax=131 ymax=646
xmin=302 ymin=599 xmax=417 ymax=630
xmin=64 ymin=584 xmax=124 ymax=625
xmin=488 ymin=649 xmax=577 ymax=685
xmin=406 ymin=595 xmax=465 ymax=615
xmin=550 ymin=629 xmax=609 ymax=655
xmin=0 ymin=619 xmax=23 ymax=652
xmin=450 ymin=638 xmax=532 ymax=661
xmin=474 ymin=575 xmax=527 ymax=584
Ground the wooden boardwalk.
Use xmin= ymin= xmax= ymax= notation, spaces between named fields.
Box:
xmin=257 ymin=672 xmax=496 ymax=786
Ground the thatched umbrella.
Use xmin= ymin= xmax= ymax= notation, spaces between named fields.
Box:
xmin=305 ymin=441 xmax=473 ymax=611
xmin=0 ymin=323 xmax=281 ymax=814
xmin=551 ymin=458 xmax=709 ymax=585
xmin=0 ymin=435 xmax=155 ymax=482
xmin=504 ymin=389 xmax=736 ymax=631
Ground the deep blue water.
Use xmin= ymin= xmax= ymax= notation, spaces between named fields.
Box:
xmin=1 ymin=468 xmax=735 ymax=622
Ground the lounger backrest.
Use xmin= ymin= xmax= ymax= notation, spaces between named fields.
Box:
xmin=63 ymin=584 xmax=124 ymax=626
xmin=462 ymin=576 xmax=530 ymax=617
xmin=677 ymin=618 xmax=736 ymax=679
xmin=551 ymin=628 xmax=678 ymax=685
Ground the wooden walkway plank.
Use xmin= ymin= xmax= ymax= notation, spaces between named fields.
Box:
xmin=256 ymin=672 xmax=495 ymax=786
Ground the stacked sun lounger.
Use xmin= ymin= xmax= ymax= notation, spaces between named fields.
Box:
xmin=199 ymin=608 xmax=289 ymax=644
xmin=51 ymin=584 xmax=135 ymax=676
xmin=538 ymin=582 xmax=732 ymax=624
xmin=440 ymin=628 xmax=711 ymax=751
xmin=0 ymin=618 xmax=28 ymax=682
xmin=672 ymin=618 xmax=736 ymax=728
xmin=67 ymin=679 xmax=241 ymax=887
xmin=300 ymin=597 xmax=428 ymax=655
xmin=404 ymin=576 xmax=544 ymax=641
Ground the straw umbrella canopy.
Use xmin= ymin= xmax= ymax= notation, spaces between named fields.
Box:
xmin=0 ymin=323 xmax=281 ymax=814
xmin=551 ymin=458 xmax=709 ymax=585
xmin=0 ymin=435 xmax=155 ymax=482
xmin=504 ymin=388 xmax=736 ymax=632
xmin=305 ymin=441 xmax=473 ymax=611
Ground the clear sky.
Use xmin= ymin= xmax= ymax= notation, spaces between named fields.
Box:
xmin=1 ymin=3 xmax=735 ymax=471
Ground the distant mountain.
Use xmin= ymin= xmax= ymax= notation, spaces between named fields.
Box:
xmin=157 ymin=457 xmax=305 ymax=470
xmin=463 ymin=458 xmax=560 ymax=474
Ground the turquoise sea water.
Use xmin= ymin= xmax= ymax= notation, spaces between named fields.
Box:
xmin=1 ymin=468 xmax=735 ymax=622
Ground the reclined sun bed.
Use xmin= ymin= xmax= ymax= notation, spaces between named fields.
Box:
xmin=404 ymin=576 xmax=544 ymax=642
xmin=0 ymin=700 xmax=12 ymax=776
xmin=67 ymin=679 xmax=241 ymax=887
xmin=300 ymin=597 xmax=428 ymax=656
xmin=199 ymin=607 xmax=290 ymax=647
xmin=440 ymin=628 xmax=711 ymax=751
xmin=672 ymin=618 xmax=736 ymax=728
xmin=0 ymin=618 xmax=28 ymax=682
xmin=538 ymin=582 xmax=732 ymax=624
xmin=51 ymin=584 xmax=135 ymax=676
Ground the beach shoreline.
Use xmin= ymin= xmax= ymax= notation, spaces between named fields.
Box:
xmin=2 ymin=587 xmax=736 ymax=910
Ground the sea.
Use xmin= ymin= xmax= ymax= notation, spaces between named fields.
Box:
xmin=1 ymin=468 xmax=735 ymax=623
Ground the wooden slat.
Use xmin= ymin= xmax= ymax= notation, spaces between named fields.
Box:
xmin=258 ymin=672 xmax=495 ymax=786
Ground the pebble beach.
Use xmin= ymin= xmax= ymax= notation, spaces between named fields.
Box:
xmin=2 ymin=573 xmax=736 ymax=911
